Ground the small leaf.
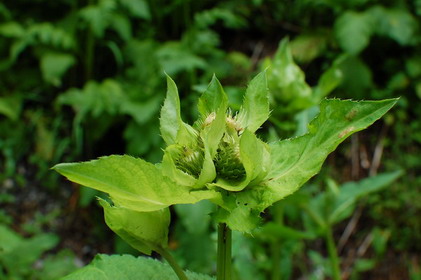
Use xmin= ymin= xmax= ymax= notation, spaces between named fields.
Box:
xmin=328 ymin=171 xmax=402 ymax=223
xmin=99 ymin=199 xmax=170 ymax=255
xmin=62 ymin=254 xmax=215 ymax=280
xmin=119 ymin=0 xmax=150 ymax=19
xmin=198 ymin=75 xmax=228 ymax=118
xmin=197 ymin=75 xmax=228 ymax=121
xmin=53 ymin=155 xmax=220 ymax=212
xmin=335 ymin=11 xmax=374 ymax=54
xmin=237 ymin=71 xmax=270 ymax=132
xmin=369 ymin=6 xmax=418 ymax=45
xmin=266 ymin=98 xmax=398 ymax=208
xmin=313 ymin=63 xmax=343 ymax=102
xmin=40 ymin=52 xmax=75 ymax=86
xmin=256 ymin=222 xmax=316 ymax=240
xmin=0 ymin=21 xmax=24 ymax=38
xmin=0 ymin=96 xmax=21 ymax=120
xmin=265 ymin=38 xmax=313 ymax=111
xmin=160 ymin=75 xmax=196 ymax=146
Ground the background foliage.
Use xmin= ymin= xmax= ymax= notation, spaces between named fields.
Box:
xmin=0 ymin=0 xmax=420 ymax=279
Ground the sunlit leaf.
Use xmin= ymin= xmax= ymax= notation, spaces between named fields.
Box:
xmin=53 ymin=155 xmax=220 ymax=212
xmin=237 ymin=71 xmax=270 ymax=133
xmin=266 ymin=98 xmax=398 ymax=207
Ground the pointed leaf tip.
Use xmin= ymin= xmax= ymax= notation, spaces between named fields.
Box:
xmin=237 ymin=71 xmax=270 ymax=132
xmin=198 ymin=74 xmax=228 ymax=118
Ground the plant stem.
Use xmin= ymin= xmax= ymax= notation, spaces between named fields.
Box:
xmin=217 ymin=223 xmax=232 ymax=280
xmin=155 ymin=246 xmax=188 ymax=280
xmin=325 ymin=227 xmax=341 ymax=280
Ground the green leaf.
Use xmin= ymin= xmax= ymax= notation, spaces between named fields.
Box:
xmin=328 ymin=171 xmax=402 ymax=223
xmin=266 ymin=98 xmax=398 ymax=208
xmin=40 ymin=52 xmax=75 ymax=86
xmin=53 ymin=155 xmax=220 ymax=212
xmin=0 ymin=225 xmax=59 ymax=276
xmin=265 ymin=38 xmax=313 ymax=111
xmin=0 ymin=96 xmax=21 ymax=120
xmin=369 ymin=6 xmax=418 ymax=45
xmin=313 ymin=63 xmax=343 ymax=102
xmin=119 ymin=0 xmax=150 ymax=19
xmin=256 ymin=222 xmax=316 ymax=241
xmin=335 ymin=11 xmax=374 ymax=54
xmin=0 ymin=21 xmax=24 ymax=38
xmin=62 ymin=254 xmax=215 ymax=280
xmin=160 ymin=75 xmax=196 ymax=146
xmin=99 ymin=199 xmax=170 ymax=255
xmin=110 ymin=13 xmax=132 ymax=41
xmin=237 ymin=71 xmax=270 ymax=132
xmin=337 ymin=55 xmax=373 ymax=98
xmin=290 ymin=33 xmax=327 ymax=63
xmin=197 ymin=75 xmax=228 ymax=118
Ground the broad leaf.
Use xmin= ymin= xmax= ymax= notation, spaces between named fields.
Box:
xmin=237 ymin=71 xmax=270 ymax=132
xmin=99 ymin=199 xmax=170 ymax=255
xmin=62 ymin=254 xmax=215 ymax=280
xmin=266 ymin=98 xmax=398 ymax=207
xmin=53 ymin=155 xmax=219 ymax=212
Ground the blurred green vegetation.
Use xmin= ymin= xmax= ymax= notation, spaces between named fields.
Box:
xmin=0 ymin=0 xmax=420 ymax=279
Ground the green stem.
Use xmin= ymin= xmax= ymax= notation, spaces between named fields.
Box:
xmin=325 ymin=227 xmax=341 ymax=280
xmin=217 ymin=223 xmax=232 ymax=280
xmin=271 ymin=239 xmax=281 ymax=280
xmin=155 ymin=246 xmax=188 ymax=280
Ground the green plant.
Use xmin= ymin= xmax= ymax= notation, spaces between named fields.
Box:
xmin=53 ymin=71 xmax=396 ymax=279
xmin=0 ymin=224 xmax=77 ymax=279
xmin=256 ymin=171 xmax=401 ymax=280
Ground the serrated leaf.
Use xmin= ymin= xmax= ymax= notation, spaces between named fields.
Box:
xmin=266 ymin=98 xmax=398 ymax=208
xmin=62 ymin=254 xmax=215 ymax=280
xmin=99 ymin=199 xmax=170 ymax=255
xmin=197 ymin=75 xmax=228 ymax=118
xmin=160 ymin=75 xmax=196 ymax=146
xmin=53 ymin=155 xmax=220 ymax=212
xmin=335 ymin=11 xmax=374 ymax=54
xmin=237 ymin=71 xmax=270 ymax=132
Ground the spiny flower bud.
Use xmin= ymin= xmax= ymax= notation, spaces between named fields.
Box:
xmin=174 ymin=145 xmax=204 ymax=178
xmin=214 ymin=136 xmax=246 ymax=182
